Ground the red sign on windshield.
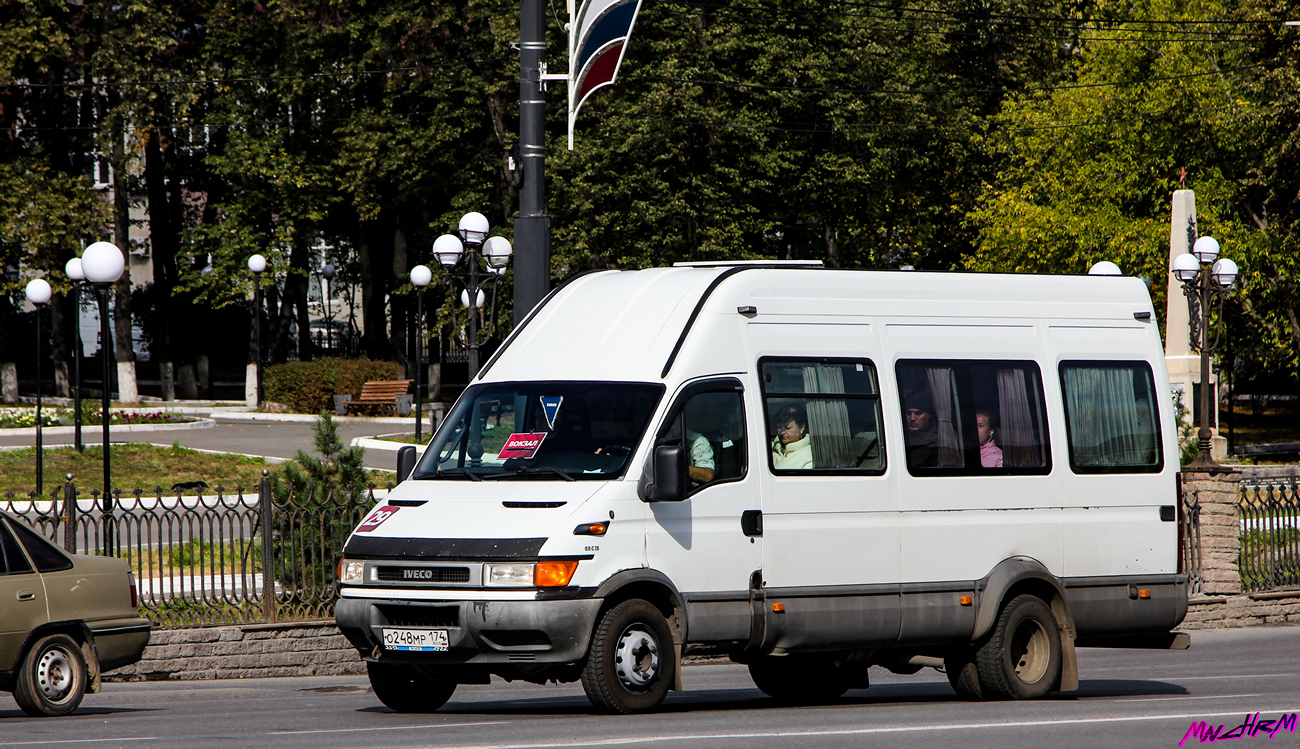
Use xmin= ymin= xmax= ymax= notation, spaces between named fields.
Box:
xmin=497 ymin=432 xmax=547 ymax=460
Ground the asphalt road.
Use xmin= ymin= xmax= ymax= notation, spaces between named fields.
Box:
xmin=0 ymin=418 xmax=408 ymax=473
xmin=1 ymin=626 xmax=1296 ymax=749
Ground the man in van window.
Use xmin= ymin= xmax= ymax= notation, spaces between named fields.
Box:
xmin=683 ymin=398 xmax=716 ymax=486
xmin=977 ymin=411 xmax=1003 ymax=468
xmin=904 ymin=390 xmax=939 ymax=468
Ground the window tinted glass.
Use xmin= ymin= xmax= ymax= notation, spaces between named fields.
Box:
xmin=896 ymin=360 xmax=1051 ymax=476
xmin=413 ymin=382 xmax=663 ymax=480
xmin=0 ymin=520 xmax=34 ymax=574
xmin=657 ymin=388 xmax=747 ymax=493
xmin=1060 ymin=362 xmax=1162 ymax=472
xmin=7 ymin=519 xmax=73 ymax=573
xmin=760 ymin=360 xmax=885 ymax=473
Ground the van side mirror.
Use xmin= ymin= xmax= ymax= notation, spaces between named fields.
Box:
xmin=396 ymin=445 xmax=417 ymax=482
xmin=649 ymin=445 xmax=688 ymax=502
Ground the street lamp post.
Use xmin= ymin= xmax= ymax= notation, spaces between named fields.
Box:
xmin=82 ymin=241 xmax=125 ymax=555
xmin=25 ymin=279 xmax=51 ymax=496
xmin=248 ymin=254 xmax=268 ymax=406
xmin=433 ymin=212 xmax=513 ymax=379
xmin=1172 ymin=236 xmax=1238 ymax=467
xmin=65 ymin=258 xmax=85 ymax=452
xmin=411 ymin=265 xmax=433 ymax=441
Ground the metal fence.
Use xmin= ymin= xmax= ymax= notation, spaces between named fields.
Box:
xmin=1239 ymin=475 xmax=1300 ymax=593
xmin=1181 ymin=487 xmax=1204 ymax=596
xmin=2 ymin=475 xmax=383 ymax=628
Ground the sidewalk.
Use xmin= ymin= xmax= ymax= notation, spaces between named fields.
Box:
xmin=0 ymin=403 xmax=432 ymax=472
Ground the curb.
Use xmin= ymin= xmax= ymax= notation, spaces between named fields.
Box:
xmin=0 ymin=418 xmax=216 ymax=438
xmin=351 ymin=436 xmax=426 ymax=454
xmin=214 ymin=410 xmax=427 ymax=426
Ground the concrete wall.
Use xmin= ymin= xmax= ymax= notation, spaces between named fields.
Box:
xmin=105 ymin=620 xmax=364 ymax=682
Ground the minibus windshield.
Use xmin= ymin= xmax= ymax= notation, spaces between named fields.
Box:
xmin=412 ymin=382 xmax=665 ymax=481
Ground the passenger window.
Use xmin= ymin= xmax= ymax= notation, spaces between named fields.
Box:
xmin=657 ymin=389 xmax=747 ymax=493
xmin=0 ymin=520 xmax=34 ymax=574
xmin=7 ymin=519 xmax=73 ymax=573
xmin=895 ymin=360 xmax=1050 ymax=476
xmin=1060 ymin=361 xmax=1162 ymax=473
xmin=760 ymin=359 xmax=885 ymax=474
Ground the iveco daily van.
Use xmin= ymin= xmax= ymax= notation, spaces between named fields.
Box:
xmin=335 ymin=263 xmax=1189 ymax=714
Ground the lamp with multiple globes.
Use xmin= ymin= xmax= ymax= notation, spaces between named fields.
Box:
xmin=1171 ymin=235 xmax=1238 ymax=467
xmin=430 ymin=212 xmax=514 ymax=379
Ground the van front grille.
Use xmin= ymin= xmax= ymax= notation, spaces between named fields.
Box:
xmin=375 ymin=566 xmax=471 ymax=583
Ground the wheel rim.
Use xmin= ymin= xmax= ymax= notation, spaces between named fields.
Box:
xmin=614 ymin=624 xmax=660 ymax=692
xmin=1009 ymin=618 xmax=1050 ymax=684
xmin=37 ymin=646 xmax=77 ymax=704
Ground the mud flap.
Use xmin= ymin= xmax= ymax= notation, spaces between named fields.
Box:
xmin=81 ymin=639 xmax=102 ymax=695
xmin=1051 ymin=596 xmax=1079 ymax=692
xmin=671 ymin=607 xmax=685 ymax=691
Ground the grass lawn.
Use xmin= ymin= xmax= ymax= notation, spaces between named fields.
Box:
xmin=1222 ymin=404 xmax=1300 ymax=446
xmin=0 ymin=443 xmax=275 ymax=497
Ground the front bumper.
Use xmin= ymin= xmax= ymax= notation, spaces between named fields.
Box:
xmin=335 ymin=595 xmax=602 ymax=665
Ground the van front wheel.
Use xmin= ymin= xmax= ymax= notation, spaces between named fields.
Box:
xmin=367 ymin=662 xmax=456 ymax=713
xmin=581 ymin=599 xmax=674 ymax=714
xmin=975 ymin=594 xmax=1062 ymax=700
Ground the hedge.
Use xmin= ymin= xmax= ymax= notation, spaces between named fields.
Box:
xmin=263 ymin=358 xmax=404 ymax=414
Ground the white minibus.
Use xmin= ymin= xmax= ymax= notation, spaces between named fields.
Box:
xmin=335 ymin=263 xmax=1188 ymax=714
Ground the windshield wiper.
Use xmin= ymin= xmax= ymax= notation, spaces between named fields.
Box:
xmin=484 ymin=466 xmax=577 ymax=482
xmin=435 ymin=467 xmax=482 ymax=481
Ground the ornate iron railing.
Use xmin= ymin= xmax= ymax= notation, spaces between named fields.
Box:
xmin=1239 ymin=475 xmax=1300 ymax=593
xmin=1 ymin=475 xmax=385 ymax=628
xmin=1181 ymin=487 xmax=1204 ymax=596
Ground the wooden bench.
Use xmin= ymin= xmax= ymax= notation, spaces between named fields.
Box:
xmin=344 ymin=380 xmax=413 ymax=416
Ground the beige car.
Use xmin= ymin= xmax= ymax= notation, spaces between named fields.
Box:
xmin=0 ymin=510 xmax=151 ymax=717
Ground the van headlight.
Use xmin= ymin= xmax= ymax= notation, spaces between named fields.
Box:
xmin=484 ymin=563 xmax=534 ymax=587
xmin=340 ymin=560 xmax=365 ymax=585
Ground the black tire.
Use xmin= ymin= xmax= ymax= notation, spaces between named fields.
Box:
xmin=944 ymin=652 xmax=983 ymax=701
xmin=14 ymin=634 xmax=87 ymax=717
xmin=581 ymin=599 xmax=674 ymax=714
xmin=747 ymin=656 xmax=849 ymax=704
xmin=975 ymin=594 xmax=1062 ymax=700
xmin=366 ymin=662 xmax=457 ymax=713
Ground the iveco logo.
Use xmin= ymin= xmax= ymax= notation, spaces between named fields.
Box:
xmin=402 ymin=569 xmax=434 ymax=580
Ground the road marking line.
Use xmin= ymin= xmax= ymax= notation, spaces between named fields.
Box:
xmin=0 ymin=739 xmax=157 ymax=747
xmin=1171 ymin=673 xmax=1296 ymax=681
xmin=1118 ymin=693 xmax=1263 ymax=702
xmin=422 ymin=707 xmax=1300 ymax=749
xmin=269 ymin=720 xmax=506 ymax=735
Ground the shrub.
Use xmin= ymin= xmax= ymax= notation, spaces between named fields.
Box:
xmin=263 ymin=358 xmax=403 ymax=414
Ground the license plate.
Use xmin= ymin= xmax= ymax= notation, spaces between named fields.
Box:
xmin=382 ymin=628 xmax=449 ymax=652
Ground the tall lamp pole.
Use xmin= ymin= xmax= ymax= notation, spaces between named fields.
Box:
xmin=65 ymin=258 xmax=85 ymax=452
xmin=25 ymin=279 xmax=52 ymax=496
xmin=1172 ymin=236 xmax=1238 ymax=467
xmin=411 ymin=265 xmax=433 ymax=441
xmin=248 ymin=254 xmax=268 ymax=406
xmin=82 ymin=241 xmax=125 ymax=555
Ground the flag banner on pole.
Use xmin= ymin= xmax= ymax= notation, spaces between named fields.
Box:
xmin=568 ymin=0 xmax=643 ymax=149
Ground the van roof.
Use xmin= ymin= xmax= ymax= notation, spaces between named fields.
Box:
xmin=479 ymin=266 xmax=1155 ymax=385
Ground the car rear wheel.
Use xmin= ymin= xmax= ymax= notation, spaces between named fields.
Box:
xmin=581 ymin=599 xmax=675 ymax=714
xmin=975 ymin=594 xmax=1062 ymax=700
xmin=366 ymin=662 xmax=456 ymax=713
xmin=14 ymin=634 xmax=88 ymax=717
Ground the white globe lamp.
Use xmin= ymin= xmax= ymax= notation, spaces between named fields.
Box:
xmin=82 ymin=242 xmax=125 ymax=285
xmin=1087 ymin=261 xmax=1122 ymax=276
xmin=458 ymin=212 xmax=490 ymax=245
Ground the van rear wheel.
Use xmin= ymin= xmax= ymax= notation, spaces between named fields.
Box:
xmin=975 ymin=594 xmax=1062 ymax=700
xmin=581 ymin=599 xmax=675 ymax=714
xmin=748 ymin=657 xmax=849 ymax=704
xmin=367 ymin=662 xmax=456 ymax=713
xmin=944 ymin=652 xmax=983 ymax=701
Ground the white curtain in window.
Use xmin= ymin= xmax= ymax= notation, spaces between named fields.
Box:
xmin=996 ymin=368 xmax=1042 ymax=467
xmin=803 ymin=365 xmax=853 ymax=468
xmin=1063 ymin=366 xmax=1147 ymax=466
xmin=925 ymin=367 xmax=964 ymax=467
